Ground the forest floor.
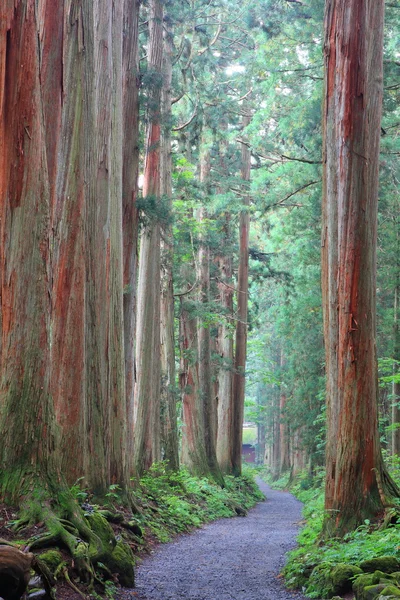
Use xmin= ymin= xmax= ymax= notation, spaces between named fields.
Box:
xmin=120 ymin=479 xmax=311 ymax=600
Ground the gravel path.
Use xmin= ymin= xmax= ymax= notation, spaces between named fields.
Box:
xmin=125 ymin=479 xmax=309 ymax=600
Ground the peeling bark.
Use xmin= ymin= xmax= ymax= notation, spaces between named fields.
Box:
xmin=0 ymin=0 xmax=128 ymax=498
xmin=134 ymin=0 xmax=163 ymax=475
xmin=322 ymin=0 xmax=399 ymax=535
xmin=160 ymin=18 xmax=179 ymax=471
xmin=123 ymin=0 xmax=140 ymax=477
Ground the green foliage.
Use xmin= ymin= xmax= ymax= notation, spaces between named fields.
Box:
xmin=275 ymin=464 xmax=400 ymax=598
xmin=132 ymin=463 xmax=264 ymax=543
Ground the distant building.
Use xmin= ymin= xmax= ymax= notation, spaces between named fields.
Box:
xmin=242 ymin=443 xmax=256 ymax=463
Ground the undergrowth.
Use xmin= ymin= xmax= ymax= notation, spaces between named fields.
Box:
xmin=0 ymin=463 xmax=263 ymax=599
xmin=133 ymin=463 xmax=265 ymax=543
xmin=262 ymin=463 xmax=400 ymax=598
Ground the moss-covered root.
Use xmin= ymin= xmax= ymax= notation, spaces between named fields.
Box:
xmin=28 ymin=508 xmax=135 ymax=588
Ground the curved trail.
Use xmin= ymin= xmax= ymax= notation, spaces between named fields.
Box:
xmin=129 ymin=479 xmax=308 ymax=600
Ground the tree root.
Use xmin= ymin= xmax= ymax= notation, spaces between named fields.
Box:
xmin=61 ymin=565 xmax=87 ymax=600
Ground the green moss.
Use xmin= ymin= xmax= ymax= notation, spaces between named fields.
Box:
xmin=360 ymin=557 xmax=400 ymax=574
xmin=380 ymin=585 xmax=400 ymax=597
xmin=86 ymin=513 xmax=116 ymax=553
xmin=38 ymin=550 xmax=63 ymax=574
xmin=363 ymin=584 xmax=390 ymax=600
xmin=106 ymin=540 xmax=135 ymax=587
xmin=308 ymin=563 xmax=335 ymax=598
xmin=353 ymin=573 xmax=381 ymax=597
xmin=330 ymin=563 xmax=363 ymax=594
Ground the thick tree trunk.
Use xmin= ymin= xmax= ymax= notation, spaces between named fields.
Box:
xmin=0 ymin=0 xmax=128 ymax=498
xmin=232 ymin=110 xmax=251 ymax=476
xmin=134 ymin=0 xmax=163 ymax=475
xmin=160 ymin=19 xmax=179 ymax=470
xmin=123 ymin=0 xmax=140 ymax=476
xmin=0 ymin=0 xmax=58 ymax=499
xmin=215 ymin=129 xmax=235 ymax=474
xmin=322 ymin=0 xmax=399 ymax=535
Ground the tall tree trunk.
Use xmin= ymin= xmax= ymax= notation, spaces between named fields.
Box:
xmin=160 ymin=17 xmax=179 ymax=470
xmin=215 ymin=241 xmax=234 ymax=473
xmin=392 ymin=220 xmax=400 ymax=455
xmin=279 ymin=352 xmax=290 ymax=473
xmin=322 ymin=0 xmax=399 ymax=535
xmin=123 ymin=0 xmax=140 ymax=477
xmin=179 ymin=290 xmax=209 ymax=475
xmin=0 ymin=0 xmax=58 ymax=500
xmin=134 ymin=0 xmax=163 ymax=475
xmin=232 ymin=109 xmax=251 ymax=476
xmin=0 ymin=0 xmax=128 ymax=498
xmin=215 ymin=128 xmax=234 ymax=474
xmin=197 ymin=149 xmax=224 ymax=486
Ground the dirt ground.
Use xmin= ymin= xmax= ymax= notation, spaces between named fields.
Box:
xmin=121 ymin=479 xmax=311 ymax=600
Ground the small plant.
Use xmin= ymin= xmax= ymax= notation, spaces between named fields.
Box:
xmin=105 ymin=484 xmax=122 ymax=508
xmin=69 ymin=477 xmax=89 ymax=503
xmin=104 ymin=580 xmax=118 ymax=600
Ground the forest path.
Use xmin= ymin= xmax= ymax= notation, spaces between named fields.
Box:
xmin=124 ymin=478 xmax=308 ymax=600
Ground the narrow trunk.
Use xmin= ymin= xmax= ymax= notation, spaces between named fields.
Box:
xmin=134 ymin=0 xmax=163 ymax=475
xmin=179 ymin=292 xmax=209 ymax=475
xmin=215 ymin=130 xmax=234 ymax=474
xmin=279 ymin=392 xmax=290 ymax=473
xmin=392 ymin=221 xmax=400 ymax=455
xmin=272 ymin=388 xmax=281 ymax=480
xmin=215 ymin=244 xmax=234 ymax=473
xmin=197 ymin=149 xmax=224 ymax=486
xmin=322 ymin=0 xmax=399 ymax=535
xmin=123 ymin=0 xmax=140 ymax=476
xmin=279 ymin=352 xmax=290 ymax=473
xmin=160 ymin=18 xmax=179 ymax=470
xmin=232 ymin=110 xmax=251 ymax=476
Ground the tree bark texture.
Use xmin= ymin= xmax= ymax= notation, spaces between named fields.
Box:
xmin=160 ymin=18 xmax=179 ymax=471
xmin=0 ymin=0 xmax=129 ymax=498
xmin=391 ymin=228 xmax=400 ymax=455
xmin=215 ymin=224 xmax=234 ymax=474
xmin=134 ymin=0 xmax=163 ymax=476
xmin=0 ymin=0 xmax=59 ymax=498
xmin=123 ymin=0 xmax=140 ymax=477
xmin=179 ymin=293 xmax=209 ymax=476
xmin=232 ymin=110 xmax=251 ymax=476
xmin=197 ymin=149 xmax=224 ymax=486
xmin=322 ymin=0 xmax=399 ymax=534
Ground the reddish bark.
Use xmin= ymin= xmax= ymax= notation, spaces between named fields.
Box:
xmin=0 ymin=1 xmax=57 ymax=495
xmin=322 ymin=0 xmax=399 ymax=534
xmin=0 ymin=0 xmax=129 ymax=497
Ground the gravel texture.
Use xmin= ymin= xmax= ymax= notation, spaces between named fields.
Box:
xmin=124 ymin=478 xmax=309 ymax=600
